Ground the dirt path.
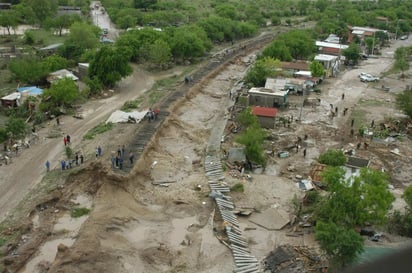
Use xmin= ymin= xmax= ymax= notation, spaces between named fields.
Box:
xmin=0 ymin=66 xmax=153 ymax=223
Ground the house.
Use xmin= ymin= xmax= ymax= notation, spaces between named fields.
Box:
xmin=344 ymin=156 xmax=370 ymax=181
xmin=248 ymin=87 xmax=288 ymax=108
xmin=47 ymin=69 xmax=79 ymax=84
xmin=251 ymin=106 xmax=278 ymax=129
xmin=265 ymin=77 xmax=310 ymax=95
xmin=316 ymin=41 xmax=348 ymax=56
xmin=17 ymin=86 xmax=43 ymax=96
xmin=314 ymin=54 xmax=340 ymax=77
xmin=324 ymin=34 xmax=341 ymax=44
xmin=280 ymin=61 xmax=310 ymax=75
xmin=38 ymin=43 xmax=63 ymax=56
xmin=348 ymin=26 xmax=387 ymax=43
xmin=1 ymin=92 xmax=21 ymax=108
xmin=77 ymin=63 xmax=89 ymax=79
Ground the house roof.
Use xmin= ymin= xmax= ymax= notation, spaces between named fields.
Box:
xmin=280 ymin=61 xmax=310 ymax=71
xmin=251 ymin=106 xmax=278 ymax=117
xmin=17 ymin=86 xmax=43 ymax=96
xmin=316 ymin=41 xmax=349 ymax=50
xmin=309 ymin=164 xmax=328 ymax=183
xmin=346 ymin=156 xmax=370 ymax=168
xmin=48 ymin=69 xmax=79 ymax=82
xmin=249 ymin=87 xmax=288 ymax=97
xmin=1 ymin=92 xmax=20 ymax=101
xmin=39 ymin=43 xmax=63 ymax=51
xmin=315 ymin=54 xmax=338 ymax=62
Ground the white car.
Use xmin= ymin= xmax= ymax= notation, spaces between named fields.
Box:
xmin=400 ymin=35 xmax=408 ymax=40
xmin=360 ymin=74 xmax=379 ymax=82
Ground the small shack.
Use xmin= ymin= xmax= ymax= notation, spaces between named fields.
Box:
xmin=251 ymin=106 xmax=278 ymax=129
xmin=1 ymin=92 xmax=21 ymax=108
xmin=47 ymin=69 xmax=79 ymax=84
xmin=314 ymin=54 xmax=340 ymax=77
xmin=77 ymin=63 xmax=89 ymax=79
xmin=344 ymin=156 xmax=370 ymax=181
xmin=38 ymin=43 xmax=63 ymax=56
xmin=248 ymin=87 xmax=288 ymax=108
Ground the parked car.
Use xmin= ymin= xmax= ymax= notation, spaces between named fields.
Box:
xmin=400 ymin=35 xmax=408 ymax=40
xmin=359 ymin=72 xmax=371 ymax=78
xmin=360 ymin=74 xmax=379 ymax=82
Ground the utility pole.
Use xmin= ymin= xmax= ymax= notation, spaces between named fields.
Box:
xmin=371 ymin=31 xmax=376 ymax=55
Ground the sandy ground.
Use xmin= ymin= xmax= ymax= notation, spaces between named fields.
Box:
xmin=1 ymin=4 xmax=412 ymax=273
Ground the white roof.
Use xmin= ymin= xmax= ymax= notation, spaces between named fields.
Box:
xmin=294 ymin=71 xmax=312 ymax=77
xmin=316 ymin=41 xmax=349 ymax=50
xmin=48 ymin=69 xmax=79 ymax=82
xmin=315 ymin=54 xmax=338 ymax=61
xmin=352 ymin=26 xmax=384 ymax=33
xmin=106 ymin=110 xmax=147 ymax=124
xmin=1 ymin=92 xmax=21 ymax=101
xmin=78 ymin=63 xmax=89 ymax=68
xmin=352 ymin=30 xmax=365 ymax=35
xmin=248 ymin=87 xmax=288 ymax=97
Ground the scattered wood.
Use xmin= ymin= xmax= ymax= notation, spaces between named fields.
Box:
xmin=151 ymin=180 xmax=177 ymax=185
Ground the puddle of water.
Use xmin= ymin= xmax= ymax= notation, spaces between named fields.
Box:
xmin=21 ymin=238 xmax=75 ymax=273
xmin=169 ymin=216 xmax=197 ymax=248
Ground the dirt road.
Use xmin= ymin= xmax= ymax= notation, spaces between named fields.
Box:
xmin=0 ymin=66 xmax=153 ymax=223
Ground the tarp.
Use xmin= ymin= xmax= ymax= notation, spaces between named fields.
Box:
xmin=106 ymin=110 xmax=147 ymax=124
xmin=17 ymin=86 xmax=43 ymax=96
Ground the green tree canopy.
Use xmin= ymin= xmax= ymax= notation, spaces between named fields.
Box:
xmin=147 ymin=39 xmax=172 ymax=68
xmin=24 ymin=0 xmax=58 ymax=24
xmin=134 ymin=0 xmax=157 ymax=10
xmin=394 ymin=47 xmax=410 ymax=73
xmin=88 ymin=46 xmax=133 ymax=88
xmin=261 ymin=40 xmax=293 ymax=61
xmin=44 ymin=14 xmax=81 ymax=36
xmin=315 ymin=221 xmax=364 ymax=270
xmin=318 ymin=167 xmax=395 ymax=227
xmin=396 ymin=89 xmax=412 ymax=118
xmin=40 ymin=78 xmax=80 ymax=113
xmin=310 ymin=61 xmax=325 ymax=77
xmin=42 ymin=55 xmax=68 ymax=72
xmin=245 ymin=57 xmax=281 ymax=87
xmin=8 ymin=57 xmax=48 ymax=85
xmin=0 ymin=10 xmax=18 ymax=35
xmin=5 ymin=117 xmax=29 ymax=140
xmin=235 ymin=126 xmax=267 ymax=166
xmin=342 ymin=42 xmax=360 ymax=64
xmin=318 ymin=149 xmax=347 ymax=166
xmin=66 ymin=22 xmax=100 ymax=51
xmin=237 ymin=106 xmax=259 ymax=128
xmin=403 ymin=186 xmax=412 ymax=209
xmin=168 ymin=25 xmax=212 ymax=60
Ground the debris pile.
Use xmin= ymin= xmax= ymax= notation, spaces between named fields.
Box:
xmin=263 ymin=245 xmax=326 ymax=273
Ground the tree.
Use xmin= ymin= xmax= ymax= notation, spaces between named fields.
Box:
xmin=394 ymin=47 xmax=410 ymax=75
xmin=88 ymin=46 xmax=132 ymax=88
xmin=42 ymin=55 xmax=68 ymax=72
xmin=237 ymin=106 xmax=259 ymax=128
xmin=168 ymin=26 xmax=212 ymax=61
xmin=261 ymin=40 xmax=293 ymax=61
xmin=318 ymin=167 xmax=395 ymax=227
xmin=5 ymin=117 xmax=29 ymax=140
xmin=134 ymin=0 xmax=157 ymax=10
xmin=403 ymin=186 xmax=412 ymax=209
xmin=310 ymin=61 xmax=325 ymax=77
xmin=66 ymin=22 xmax=100 ymax=51
xmin=315 ymin=221 xmax=364 ymax=270
xmin=318 ymin=149 xmax=346 ymax=166
xmin=235 ymin=126 xmax=267 ymax=166
xmin=0 ymin=10 xmax=18 ymax=35
xmin=25 ymin=0 xmax=58 ymax=24
xmin=342 ymin=42 xmax=360 ymax=64
xmin=45 ymin=14 xmax=80 ymax=36
xmin=40 ymin=78 xmax=80 ymax=114
xmin=396 ymin=89 xmax=412 ymax=118
xmin=245 ymin=57 xmax=281 ymax=87
xmin=148 ymin=39 xmax=171 ymax=68
xmin=8 ymin=57 xmax=48 ymax=85
xmin=365 ymin=37 xmax=375 ymax=54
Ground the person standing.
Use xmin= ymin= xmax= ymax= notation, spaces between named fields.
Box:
xmin=66 ymin=135 xmax=71 ymax=145
xmin=119 ymin=157 xmax=123 ymax=170
xmin=342 ymin=93 xmax=345 ymax=100
xmin=61 ymin=160 xmax=66 ymax=170
xmin=98 ymin=145 xmax=102 ymax=157
xmin=80 ymin=154 xmax=84 ymax=164
xmin=117 ymin=145 xmax=121 ymax=157
xmin=303 ymin=149 xmax=307 ymax=157
xmin=64 ymin=136 xmax=67 ymax=146
xmin=75 ymin=153 xmax=79 ymax=166
xmin=45 ymin=160 xmax=50 ymax=172
xmin=121 ymin=145 xmax=125 ymax=157
xmin=56 ymin=117 xmax=60 ymax=125
xmin=129 ymin=152 xmax=134 ymax=164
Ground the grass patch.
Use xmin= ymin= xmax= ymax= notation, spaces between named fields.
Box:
xmin=148 ymin=89 xmax=166 ymax=105
xmin=26 ymin=29 xmax=66 ymax=46
xmin=350 ymin=109 xmax=367 ymax=128
xmin=230 ymin=183 xmax=245 ymax=193
xmin=121 ymin=97 xmax=144 ymax=111
xmin=83 ymin=122 xmax=113 ymax=140
xmin=358 ymin=99 xmax=385 ymax=107
xmin=70 ymin=207 xmax=90 ymax=218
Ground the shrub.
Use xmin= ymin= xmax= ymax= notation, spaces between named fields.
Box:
xmin=230 ymin=183 xmax=244 ymax=192
xmin=318 ymin=149 xmax=347 ymax=166
xmin=71 ymin=207 xmax=90 ymax=218
xmin=83 ymin=122 xmax=113 ymax=140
